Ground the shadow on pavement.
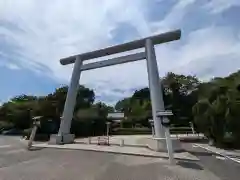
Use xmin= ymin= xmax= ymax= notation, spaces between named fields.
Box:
xmin=177 ymin=161 xmax=204 ymax=170
xmin=28 ymin=146 xmax=46 ymax=151
xmin=180 ymin=139 xmax=208 ymax=143
xmin=188 ymin=150 xmax=213 ymax=157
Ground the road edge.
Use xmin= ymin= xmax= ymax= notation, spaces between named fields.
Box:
xmin=194 ymin=144 xmax=240 ymax=164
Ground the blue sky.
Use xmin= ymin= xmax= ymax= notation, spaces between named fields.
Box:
xmin=0 ymin=0 xmax=240 ymax=105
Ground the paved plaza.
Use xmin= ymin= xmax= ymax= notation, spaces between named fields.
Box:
xmin=75 ymin=134 xmax=205 ymax=146
xmin=34 ymin=135 xmax=199 ymax=161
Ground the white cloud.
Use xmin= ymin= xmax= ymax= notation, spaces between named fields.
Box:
xmin=155 ymin=26 xmax=240 ymax=80
xmin=0 ymin=0 xmax=153 ymax=104
xmin=204 ymin=0 xmax=240 ymax=14
xmin=0 ymin=0 xmax=239 ymax=105
xmin=6 ymin=63 xmax=20 ymax=70
xmin=0 ymin=0 xmax=151 ymax=73
xmin=150 ymin=0 xmax=197 ymax=33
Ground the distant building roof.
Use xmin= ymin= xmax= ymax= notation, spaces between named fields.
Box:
xmin=32 ymin=116 xmax=43 ymax=120
xmin=107 ymin=112 xmax=124 ymax=119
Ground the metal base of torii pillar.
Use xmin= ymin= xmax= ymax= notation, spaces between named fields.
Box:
xmin=51 ymin=30 xmax=181 ymax=144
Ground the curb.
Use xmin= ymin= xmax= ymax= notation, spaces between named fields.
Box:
xmin=32 ymin=144 xmax=167 ymax=159
xmin=32 ymin=144 xmax=198 ymax=161
xmin=193 ymin=144 xmax=240 ymax=164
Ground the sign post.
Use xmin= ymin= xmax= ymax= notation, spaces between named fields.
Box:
xmin=149 ymin=119 xmax=155 ymax=137
xmin=106 ymin=122 xmax=111 ymax=137
xmin=157 ymin=110 xmax=175 ymax=165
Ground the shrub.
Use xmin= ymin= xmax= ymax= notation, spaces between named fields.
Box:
xmin=112 ymin=127 xmax=151 ymax=135
xmin=22 ymin=128 xmax=50 ymax=141
xmin=121 ymin=119 xmax=133 ymax=128
xmin=0 ymin=121 xmax=14 ymax=130
xmin=71 ymin=117 xmax=107 ymax=137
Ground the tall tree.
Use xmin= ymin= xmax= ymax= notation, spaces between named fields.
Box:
xmin=193 ymin=70 xmax=240 ymax=147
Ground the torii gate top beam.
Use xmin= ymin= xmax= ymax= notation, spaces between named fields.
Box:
xmin=60 ymin=29 xmax=181 ymax=65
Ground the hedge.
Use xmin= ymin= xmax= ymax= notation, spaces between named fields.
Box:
xmin=22 ymin=128 xmax=50 ymax=141
xmin=112 ymin=128 xmax=151 ymax=135
xmin=112 ymin=127 xmax=193 ymax=135
xmin=170 ymin=127 xmax=193 ymax=134
xmin=0 ymin=121 xmax=14 ymax=130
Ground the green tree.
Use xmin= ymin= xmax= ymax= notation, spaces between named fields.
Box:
xmin=192 ymin=99 xmax=212 ymax=136
xmin=0 ymin=98 xmax=37 ymax=129
xmin=0 ymin=85 xmax=95 ymax=131
xmin=114 ymin=72 xmax=200 ymax=127
xmin=46 ymin=85 xmax=95 ymax=116
xmin=193 ymin=70 xmax=240 ymax=147
xmin=93 ymin=102 xmax=114 ymax=117
xmin=162 ymin=72 xmax=200 ymax=126
xmin=115 ymin=98 xmax=131 ymax=113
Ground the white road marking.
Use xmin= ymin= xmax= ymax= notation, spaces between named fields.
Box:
xmin=215 ymin=155 xmax=226 ymax=160
xmin=194 ymin=144 xmax=240 ymax=164
xmin=232 ymin=157 xmax=240 ymax=163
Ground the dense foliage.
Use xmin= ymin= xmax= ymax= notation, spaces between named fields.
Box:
xmin=115 ymin=71 xmax=240 ymax=147
xmin=192 ymin=71 xmax=240 ymax=147
xmin=115 ymin=72 xmax=200 ymax=127
xmin=0 ymin=70 xmax=239 ymax=147
xmin=0 ymin=85 xmax=113 ymax=137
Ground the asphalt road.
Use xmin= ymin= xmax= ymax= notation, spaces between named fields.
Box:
xmin=0 ymin=136 xmax=233 ymax=180
xmin=182 ymin=142 xmax=240 ymax=180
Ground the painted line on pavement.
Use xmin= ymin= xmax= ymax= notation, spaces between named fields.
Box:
xmin=194 ymin=144 xmax=240 ymax=164
xmin=215 ymin=155 xmax=226 ymax=160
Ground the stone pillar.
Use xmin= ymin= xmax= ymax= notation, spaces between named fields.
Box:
xmin=145 ymin=38 xmax=165 ymax=138
xmin=56 ymin=56 xmax=83 ymax=144
xmin=106 ymin=122 xmax=111 ymax=137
